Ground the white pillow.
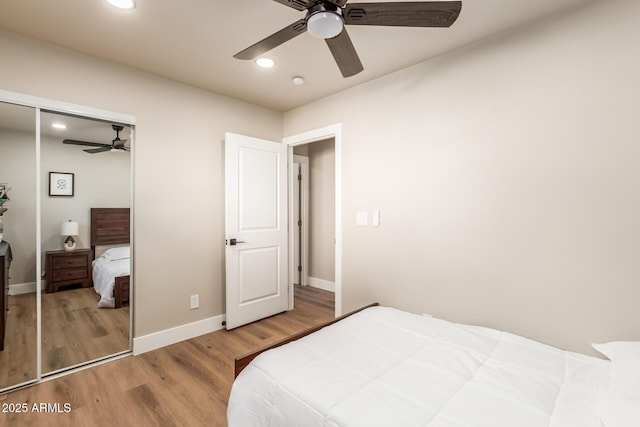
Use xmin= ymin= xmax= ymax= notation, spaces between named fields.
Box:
xmin=592 ymin=342 xmax=640 ymax=398
xmin=102 ymin=246 xmax=130 ymax=261
xmin=594 ymin=393 xmax=640 ymax=427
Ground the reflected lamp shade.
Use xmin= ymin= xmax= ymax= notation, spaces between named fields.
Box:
xmin=61 ymin=220 xmax=79 ymax=251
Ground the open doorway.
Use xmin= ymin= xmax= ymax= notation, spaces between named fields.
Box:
xmin=285 ymin=124 xmax=342 ymax=317
xmin=291 ymin=138 xmax=335 ymax=313
xmin=292 ymin=138 xmax=335 ymax=293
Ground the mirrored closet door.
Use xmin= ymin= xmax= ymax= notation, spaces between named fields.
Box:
xmin=0 ymin=91 xmax=134 ymax=392
xmin=0 ymin=101 xmax=38 ymax=390
xmin=40 ymin=112 xmax=132 ymax=374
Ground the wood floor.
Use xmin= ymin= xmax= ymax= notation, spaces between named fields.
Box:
xmin=0 ymin=285 xmax=335 ymax=426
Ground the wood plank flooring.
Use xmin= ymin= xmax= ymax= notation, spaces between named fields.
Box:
xmin=0 ymin=285 xmax=335 ymax=426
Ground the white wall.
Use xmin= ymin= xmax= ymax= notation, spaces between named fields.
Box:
xmin=0 ymin=29 xmax=283 ymax=337
xmin=284 ymin=0 xmax=640 ymax=354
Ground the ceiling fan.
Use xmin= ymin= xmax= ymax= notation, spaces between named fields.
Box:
xmin=63 ymin=125 xmax=130 ymax=154
xmin=234 ymin=1 xmax=462 ymax=78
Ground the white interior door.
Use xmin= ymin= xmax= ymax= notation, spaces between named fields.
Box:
xmin=225 ymin=132 xmax=288 ymax=330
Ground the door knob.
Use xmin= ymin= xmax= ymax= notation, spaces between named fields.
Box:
xmin=228 ymin=238 xmax=246 ymax=246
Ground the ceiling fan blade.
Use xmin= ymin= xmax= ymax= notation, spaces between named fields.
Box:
xmin=63 ymin=139 xmax=109 ymax=148
xmin=234 ymin=19 xmax=307 ymax=60
xmin=344 ymin=1 xmax=462 ymax=28
xmin=83 ymin=147 xmax=111 ymax=154
xmin=270 ymin=0 xmax=312 ymax=11
xmin=325 ymin=29 xmax=363 ymax=78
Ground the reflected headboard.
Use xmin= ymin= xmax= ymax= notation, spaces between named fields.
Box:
xmin=90 ymin=208 xmax=130 ymax=260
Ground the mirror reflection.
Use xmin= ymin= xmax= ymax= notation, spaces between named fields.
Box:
xmin=40 ymin=112 xmax=131 ymax=374
xmin=0 ymin=101 xmax=37 ymax=391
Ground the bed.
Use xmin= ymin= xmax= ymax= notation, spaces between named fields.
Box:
xmin=228 ymin=305 xmax=640 ymax=427
xmin=90 ymin=208 xmax=130 ymax=309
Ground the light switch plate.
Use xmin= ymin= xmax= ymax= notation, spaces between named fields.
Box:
xmin=356 ymin=211 xmax=368 ymax=226
xmin=372 ymin=210 xmax=380 ymax=227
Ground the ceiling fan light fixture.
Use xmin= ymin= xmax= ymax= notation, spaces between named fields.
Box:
xmin=307 ymin=10 xmax=343 ymax=39
xmin=105 ymin=0 xmax=136 ymax=10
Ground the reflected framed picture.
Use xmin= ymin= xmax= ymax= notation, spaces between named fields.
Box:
xmin=49 ymin=172 xmax=74 ymax=197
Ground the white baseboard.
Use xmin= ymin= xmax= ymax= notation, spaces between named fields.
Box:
xmin=307 ymin=276 xmax=335 ymax=293
xmin=133 ymin=314 xmax=226 ymax=355
xmin=8 ymin=282 xmax=40 ymax=295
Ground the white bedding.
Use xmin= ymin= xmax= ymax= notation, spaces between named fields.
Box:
xmin=92 ymin=247 xmax=130 ymax=308
xmin=228 ymin=306 xmax=611 ymax=427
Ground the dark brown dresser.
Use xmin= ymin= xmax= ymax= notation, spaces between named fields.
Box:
xmin=1 ymin=241 xmax=12 ymax=351
xmin=45 ymin=249 xmax=92 ymax=293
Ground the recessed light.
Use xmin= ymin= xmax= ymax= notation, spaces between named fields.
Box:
xmin=255 ymin=58 xmax=275 ymax=69
xmin=292 ymin=76 xmax=305 ymax=85
xmin=52 ymin=123 xmax=67 ymax=130
xmin=105 ymin=0 xmax=136 ymax=10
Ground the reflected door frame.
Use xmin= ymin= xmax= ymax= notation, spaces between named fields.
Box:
xmin=0 ymin=89 xmax=135 ymax=391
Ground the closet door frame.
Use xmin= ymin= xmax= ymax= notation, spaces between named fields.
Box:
xmin=0 ymin=89 xmax=135 ymax=389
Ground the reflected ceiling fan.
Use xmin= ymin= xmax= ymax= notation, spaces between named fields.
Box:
xmin=63 ymin=125 xmax=129 ymax=154
xmin=234 ymin=1 xmax=462 ymax=78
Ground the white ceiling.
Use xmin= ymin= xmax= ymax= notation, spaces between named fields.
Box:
xmin=0 ymin=0 xmax=593 ymax=112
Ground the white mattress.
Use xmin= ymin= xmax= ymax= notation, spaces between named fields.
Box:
xmin=92 ymin=256 xmax=129 ymax=308
xmin=228 ymin=307 xmax=610 ymax=427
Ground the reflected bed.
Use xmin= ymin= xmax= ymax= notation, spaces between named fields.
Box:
xmin=90 ymin=208 xmax=130 ymax=309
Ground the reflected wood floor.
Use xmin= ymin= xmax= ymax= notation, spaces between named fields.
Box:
xmin=1 ymin=288 xmax=129 ymax=390
xmin=0 ymin=293 xmax=37 ymax=389
xmin=0 ymin=285 xmax=335 ymax=426
xmin=42 ymin=287 xmax=129 ymax=373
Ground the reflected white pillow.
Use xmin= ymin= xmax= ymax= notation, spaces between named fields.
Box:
xmin=592 ymin=342 xmax=640 ymax=398
xmin=595 ymin=393 xmax=640 ymax=427
xmin=102 ymin=246 xmax=130 ymax=261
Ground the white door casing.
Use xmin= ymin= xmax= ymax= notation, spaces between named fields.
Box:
xmin=225 ymin=133 xmax=288 ymax=330
xmin=284 ymin=123 xmax=342 ymax=317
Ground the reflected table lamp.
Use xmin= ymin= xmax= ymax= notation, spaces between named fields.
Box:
xmin=61 ymin=220 xmax=79 ymax=251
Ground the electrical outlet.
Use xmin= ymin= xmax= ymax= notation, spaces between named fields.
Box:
xmin=190 ymin=294 xmax=199 ymax=310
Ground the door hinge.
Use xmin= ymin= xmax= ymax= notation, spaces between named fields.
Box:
xmin=298 ymin=265 xmax=302 ymax=272
xmin=298 ymin=173 xmax=302 ymax=181
xmin=298 ymin=219 xmax=302 ymax=227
